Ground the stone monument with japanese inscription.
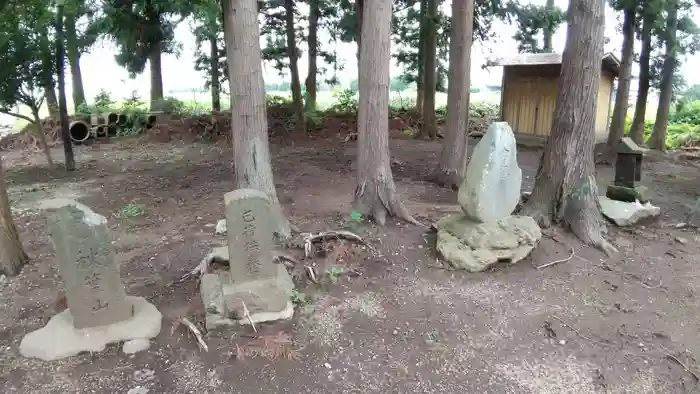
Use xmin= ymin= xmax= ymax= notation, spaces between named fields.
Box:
xmin=200 ymin=188 xmax=294 ymax=330
xmin=19 ymin=199 xmax=162 ymax=361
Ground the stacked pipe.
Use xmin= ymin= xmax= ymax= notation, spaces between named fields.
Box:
xmin=69 ymin=111 xmax=159 ymax=143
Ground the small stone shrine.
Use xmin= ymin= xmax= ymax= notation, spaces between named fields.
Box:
xmin=200 ymin=189 xmax=294 ymax=330
xmin=19 ymin=199 xmax=162 ymax=361
xmin=436 ymin=122 xmax=542 ymax=272
xmin=599 ymin=138 xmax=660 ymax=226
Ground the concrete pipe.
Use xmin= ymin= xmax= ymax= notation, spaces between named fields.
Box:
xmin=94 ymin=125 xmax=109 ymax=138
xmin=69 ymin=121 xmax=91 ymax=143
xmin=116 ymin=113 xmax=128 ymax=126
xmin=90 ymin=114 xmax=105 ymax=126
xmin=145 ymin=114 xmax=157 ymax=129
xmin=107 ymin=125 xmax=118 ymax=137
xmin=105 ymin=112 xmax=119 ymax=126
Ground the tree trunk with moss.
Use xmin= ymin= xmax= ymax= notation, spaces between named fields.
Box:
xmin=600 ymin=5 xmax=635 ymax=163
xmin=415 ymin=0 xmax=427 ymax=112
xmin=431 ymin=0 xmax=474 ymax=188
xmin=65 ymin=11 xmax=86 ymax=109
xmin=224 ymin=0 xmax=291 ymax=241
xmin=209 ymin=34 xmax=221 ymax=112
xmin=0 ymin=157 xmax=28 ymax=276
xmin=647 ymin=0 xmax=678 ymax=150
xmin=415 ymin=0 xmax=438 ymax=140
xmin=520 ymin=0 xmax=616 ymax=255
xmin=148 ymin=42 xmax=164 ymax=111
xmin=354 ymin=0 xmax=418 ymax=226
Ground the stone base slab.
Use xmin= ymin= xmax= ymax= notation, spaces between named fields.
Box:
xmin=19 ymin=296 xmax=162 ymax=361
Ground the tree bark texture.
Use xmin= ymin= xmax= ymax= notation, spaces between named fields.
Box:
xmin=65 ymin=12 xmax=86 ymax=108
xmin=415 ymin=0 xmax=438 ymax=140
xmin=225 ymin=0 xmax=291 ymax=240
xmin=520 ymin=0 xmax=615 ymax=255
xmin=305 ymin=0 xmax=319 ymax=112
xmin=355 ymin=0 xmax=417 ymax=226
xmin=43 ymin=79 xmax=60 ymax=119
xmin=647 ymin=0 xmax=678 ymax=150
xmin=432 ymin=0 xmax=474 ymax=188
xmin=210 ymin=34 xmax=222 ymax=112
xmin=149 ymin=41 xmax=165 ymax=111
xmin=56 ymin=4 xmax=75 ymax=171
xmin=629 ymin=12 xmax=653 ymax=145
xmin=601 ymin=5 xmax=635 ymax=163
xmin=356 ymin=0 xmax=364 ymax=64
xmin=284 ymin=0 xmax=305 ymax=131
xmin=0 ymin=157 xmax=28 ymax=276
xmin=31 ymin=108 xmax=54 ymax=167
xmin=543 ymin=0 xmax=555 ymax=51
xmin=416 ymin=0 xmax=427 ymax=112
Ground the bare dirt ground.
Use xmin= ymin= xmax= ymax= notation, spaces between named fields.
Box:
xmin=2 ymin=132 xmax=700 ymax=393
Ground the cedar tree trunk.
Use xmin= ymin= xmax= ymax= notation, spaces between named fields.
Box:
xmin=149 ymin=41 xmax=165 ymax=111
xmin=543 ymin=0 xmax=555 ymax=51
xmin=601 ymin=5 xmax=635 ymax=163
xmin=629 ymin=12 xmax=653 ymax=145
xmin=284 ymin=0 xmax=305 ymax=131
xmin=65 ymin=12 xmax=86 ymax=108
xmin=355 ymin=0 xmax=418 ymax=226
xmin=416 ymin=0 xmax=427 ymax=112
xmin=210 ymin=34 xmax=222 ymax=112
xmin=305 ymin=0 xmax=319 ymax=112
xmin=56 ymin=3 xmax=75 ymax=171
xmin=431 ymin=0 xmax=474 ymax=188
xmin=224 ymin=0 xmax=292 ymax=240
xmin=647 ymin=0 xmax=678 ymax=150
xmin=0 ymin=157 xmax=28 ymax=276
xmin=415 ymin=0 xmax=438 ymax=140
xmin=31 ymin=107 xmax=54 ymax=167
xmin=520 ymin=0 xmax=616 ymax=255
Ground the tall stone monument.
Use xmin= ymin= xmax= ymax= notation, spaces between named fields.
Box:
xmin=436 ymin=122 xmax=542 ymax=272
xmin=19 ymin=199 xmax=162 ymax=361
xmin=200 ymin=189 xmax=294 ymax=330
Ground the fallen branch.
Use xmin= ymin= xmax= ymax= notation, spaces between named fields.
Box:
xmin=550 ymin=315 xmax=611 ymax=347
xmin=661 ymin=345 xmax=700 ymax=382
xmin=302 ymin=230 xmax=364 ymax=259
xmin=241 ymin=301 xmax=257 ymax=332
xmin=178 ymin=317 xmax=208 ymax=352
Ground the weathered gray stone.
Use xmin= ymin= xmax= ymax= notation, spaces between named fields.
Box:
xmin=200 ymin=189 xmax=295 ymax=330
xmin=19 ymin=296 xmax=162 ymax=361
xmin=44 ymin=199 xmax=133 ymax=329
xmin=458 ymin=122 xmax=522 ymax=222
xmin=599 ymin=196 xmax=660 ymax=226
xmin=123 ymin=338 xmax=151 ymax=354
xmin=224 ymin=189 xmax=276 ymax=282
xmin=436 ymin=214 xmax=541 ymax=272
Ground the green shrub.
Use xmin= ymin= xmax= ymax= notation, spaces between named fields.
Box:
xmin=670 ymin=100 xmax=700 ymax=125
xmin=327 ymin=89 xmax=358 ymax=113
xmin=154 ymin=96 xmax=187 ymax=115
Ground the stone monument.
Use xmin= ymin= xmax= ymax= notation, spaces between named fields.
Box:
xmin=200 ymin=189 xmax=294 ymax=330
xmin=19 ymin=199 xmax=162 ymax=361
xmin=599 ymin=138 xmax=660 ymax=226
xmin=436 ymin=122 xmax=542 ymax=272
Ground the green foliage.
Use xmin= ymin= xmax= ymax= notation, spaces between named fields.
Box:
xmin=266 ymin=94 xmax=293 ymax=107
xmin=390 ymin=76 xmax=410 ymax=92
xmin=507 ymin=3 xmax=566 ymax=53
xmin=101 ymin=0 xmax=193 ymax=76
xmin=325 ymin=266 xmax=345 ymax=284
xmin=265 ymin=81 xmax=292 ymax=92
xmin=670 ymin=100 xmax=700 ymax=125
xmin=117 ymin=203 xmax=146 ymax=218
xmin=0 ymin=0 xmax=55 ymax=120
xmin=327 ymin=89 xmax=358 ymax=113
xmin=290 ymin=289 xmax=309 ymax=306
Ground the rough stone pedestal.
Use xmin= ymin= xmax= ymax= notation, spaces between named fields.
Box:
xmin=19 ymin=296 xmax=162 ymax=361
xmin=436 ymin=214 xmax=542 ymax=272
xmin=200 ymin=247 xmax=294 ymax=330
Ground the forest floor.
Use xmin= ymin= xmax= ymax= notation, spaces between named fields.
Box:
xmin=2 ymin=129 xmax=700 ymax=393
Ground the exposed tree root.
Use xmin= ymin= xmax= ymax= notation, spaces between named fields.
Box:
xmin=520 ymin=175 xmax=618 ymax=257
xmin=354 ymin=180 xmax=422 ymax=226
xmin=427 ymin=168 xmax=462 ymax=190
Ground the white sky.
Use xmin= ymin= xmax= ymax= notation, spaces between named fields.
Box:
xmin=53 ymin=0 xmax=700 ymax=101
